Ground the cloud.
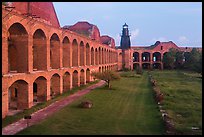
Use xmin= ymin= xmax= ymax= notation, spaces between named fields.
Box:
xmin=178 ymin=36 xmax=189 ymax=43
xmin=130 ymin=29 xmax=140 ymax=40
xmin=114 ymin=34 xmax=121 ymax=46
xmin=103 ymin=15 xmax=110 ymax=20
xmin=151 ymin=37 xmax=168 ymax=43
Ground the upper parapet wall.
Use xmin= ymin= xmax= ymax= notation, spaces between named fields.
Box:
xmin=8 ymin=2 xmax=60 ymax=28
xmin=63 ymin=21 xmax=101 ymax=42
xmin=100 ymin=35 xmax=115 ymax=48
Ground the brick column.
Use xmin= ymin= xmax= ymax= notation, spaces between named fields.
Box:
xmin=70 ymin=74 xmax=73 ymax=89
xmin=46 ymin=79 xmax=51 ymax=101
xmin=46 ymin=39 xmax=51 ymax=70
xmin=28 ymin=35 xmax=33 ymax=73
xmin=60 ymin=75 xmax=63 ymax=94
xmin=59 ymin=42 xmax=63 ymax=68
xmin=2 ymin=85 xmax=8 ymax=118
xmin=2 ymin=33 xmax=8 ymax=75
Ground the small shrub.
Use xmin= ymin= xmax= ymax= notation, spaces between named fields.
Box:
xmin=79 ymin=100 xmax=93 ymax=108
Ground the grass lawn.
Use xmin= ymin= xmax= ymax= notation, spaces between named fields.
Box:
xmin=149 ymin=70 xmax=202 ymax=135
xmin=17 ymin=71 xmax=165 ymax=135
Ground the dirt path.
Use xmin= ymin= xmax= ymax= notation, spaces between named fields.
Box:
xmin=2 ymin=80 xmax=106 ymax=135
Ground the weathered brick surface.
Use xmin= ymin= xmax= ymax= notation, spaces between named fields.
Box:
xmin=2 ymin=4 xmax=117 ymax=119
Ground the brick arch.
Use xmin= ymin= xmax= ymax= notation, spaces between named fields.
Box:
xmin=91 ymin=47 xmax=94 ymax=65
xmin=153 ymin=52 xmax=161 ymax=62
xmin=133 ymin=52 xmax=140 ymax=62
xmin=79 ymin=41 xmax=85 ymax=66
xmin=5 ymin=19 xmax=30 ymax=35
xmin=99 ymin=47 xmax=102 ymax=65
xmin=33 ymin=29 xmax=47 ymax=71
xmin=50 ymin=73 xmax=60 ymax=97
xmin=63 ymin=71 xmax=71 ymax=92
xmin=104 ymin=48 xmax=107 ymax=64
xmin=86 ymin=43 xmax=90 ymax=66
xmin=72 ymin=39 xmax=79 ymax=67
xmin=33 ymin=76 xmax=47 ymax=102
xmin=8 ymin=80 xmax=29 ymax=111
xmin=86 ymin=68 xmax=91 ymax=83
xmin=73 ymin=70 xmax=79 ymax=88
xmin=30 ymin=25 xmax=49 ymax=39
xmin=8 ymin=22 xmax=29 ymax=73
xmin=62 ymin=36 xmax=71 ymax=68
xmin=142 ymin=52 xmax=151 ymax=62
xmin=50 ymin=33 xmax=60 ymax=69
xmin=48 ymin=30 xmax=61 ymax=43
xmin=80 ymin=69 xmax=85 ymax=85
xmin=95 ymin=48 xmax=99 ymax=65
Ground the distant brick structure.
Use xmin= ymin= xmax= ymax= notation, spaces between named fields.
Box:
xmin=64 ymin=21 xmax=101 ymax=42
xmin=2 ymin=2 xmax=202 ymax=119
xmin=117 ymin=23 xmax=202 ymax=70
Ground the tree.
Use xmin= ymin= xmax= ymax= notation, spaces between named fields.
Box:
xmin=162 ymin=48 xmax=177 ymax=69
xmin=175 ymin=51 xmax=184 ymax=69
xmin=183 ymin=48 xmax=201 ymax=72
xmin=91 ymin=70 xmax=120 ymax=89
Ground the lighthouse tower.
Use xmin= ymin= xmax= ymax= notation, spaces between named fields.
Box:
xmin=120 ymin=23 xmax=131 ymax=49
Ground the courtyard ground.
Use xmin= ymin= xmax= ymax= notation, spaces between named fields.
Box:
xmin=16 ymin=71 xmax=165 ymax=135
xmin=149 ymin=70 xmax=202 ymax=135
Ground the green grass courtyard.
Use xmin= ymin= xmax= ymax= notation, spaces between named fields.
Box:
xmin=16 ymin=70 xmax=202 ymax=135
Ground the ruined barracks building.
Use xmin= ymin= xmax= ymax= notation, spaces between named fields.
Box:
xmin=2 ymin=2 xmax=202 ymax=118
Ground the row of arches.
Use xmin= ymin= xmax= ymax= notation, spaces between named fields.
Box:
xmin=8 ymin=68 xmax=91 ymax=111
xmin=99 ymin=64 xmax=118 ymax=72
xmin=7 ymin=22 xmax=117 ymax=74
xmin=133 ymin=51 xmax=191 ymax=63
xmin=133 ymin=52 xmax=162 ymax=62
xmin=133 ymin=63 xmax=162 ymax=70
xmin=7 ymin=63 xmax=117 ymax=116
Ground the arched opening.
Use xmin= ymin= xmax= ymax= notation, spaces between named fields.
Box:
xmin=86 ymin=43 xmax=90 ymax=65
xmin=99 ymin=47 xmax=102 ymax=64
xmin=153 ymin=63 xmax=161 ymax=69
xmin=133 ymin=63 xmax=140 ymax=70
xmin=8 ymin=23 xmax=28 ymax=73
xmin=50 ymin=74 xmax=60 ymax=98
xmin=95 ymin=48 xmax=98 ymax=65
xmin=63 ymin=72 xmax=71 ymax=92
xmin=50 ymin=33 xmax=60 ymax=69
xmin=133 ymin=52 xmax=139 ymax=62
xmin=104 ymin=49 xmax=106 ymax=64
xmin=102 ymin=48 xmax=104 ymax=64
xmin=153 ymin=52 xmax=161 ymax=62
xmin=73 ymin=70 xmax=79 ymax=88
xmin=142 ymin=63 xmax=150 ymax=69
xmin=108 ymin=50 xmax=110 ymax=63
xmin=8 ymin=80 xmax=29 ymax=113
xmin=80 ymin=69 xmax=85 ymax=85
xmin=99 ymin=67 xmax=101 ymax=73
xmin=163 ymin=52 xmax=168 ymax=69
xmin=33 ymin=76 xmax=47 ymax=103
xmin=80 ymin=41 xmax=85 ymax=66
xmin=33 ymin=29 xmax=47 ymax=71
xmin=86 ymin=68 xmax=91 ymax=83
xmin=142 ymin=52 xmax=150 ymax=62
xmin=91 ymin=47 xmax=94 ymax=65
xmin=63 ymin=37 xmax=70 ymax=68
xmin=72 ymin=39 xmax=78 ymax=67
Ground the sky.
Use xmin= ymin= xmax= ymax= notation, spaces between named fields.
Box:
xmin=53 ymin=2 xmax=202 ymax=47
